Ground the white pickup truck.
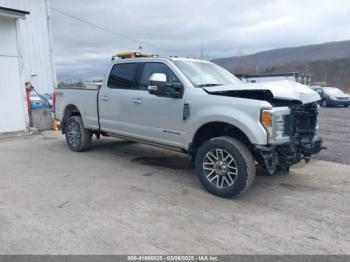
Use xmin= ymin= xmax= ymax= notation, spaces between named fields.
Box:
xmin=55 ymin=54 xmax=323 ymax=197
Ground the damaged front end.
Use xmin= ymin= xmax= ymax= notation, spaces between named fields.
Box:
xmin=203 ymin=82 xmax=324 ymax=174
xmin=257 ymin=102 xmax=323 ymax=174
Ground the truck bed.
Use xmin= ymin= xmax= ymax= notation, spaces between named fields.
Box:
xmin=55 ymin=88 xmax=100 ymax=130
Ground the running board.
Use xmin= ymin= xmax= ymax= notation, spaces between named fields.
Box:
xmin=106 ymin=132 xmax=186 ymax=153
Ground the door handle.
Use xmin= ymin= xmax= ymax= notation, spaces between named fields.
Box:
xmin=132 ymin=98 xmax=143 ymax=104
xmin=100 ymin=95 xmax=109 ymax=101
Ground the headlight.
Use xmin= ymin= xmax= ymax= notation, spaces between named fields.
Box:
xmin=261 ymin=107 xmax=290 ymax=144
xmin=275 ymin=115 xmax=285 ymax=139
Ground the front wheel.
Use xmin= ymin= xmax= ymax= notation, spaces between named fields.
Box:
xmin=65 ymin=116 xmax=92 ymax=152
xmin=195 ymin=136 xmax=256 ymax=198
xmin=321 ymin=99 xmax=328 ymax=107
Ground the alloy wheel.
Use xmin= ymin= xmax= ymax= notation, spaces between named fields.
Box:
xmin=202 ymin=148 xmax=238 ymax=188
xmin=67 ymin=122 xmax=80 ymax=147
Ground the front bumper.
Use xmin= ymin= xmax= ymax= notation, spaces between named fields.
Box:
xmin=328 ymin=99 xmax=350 ymax=106
xmin=257 ymin=137 xmax=323 ymax=174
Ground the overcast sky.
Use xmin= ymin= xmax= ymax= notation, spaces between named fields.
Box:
xmin=50 ymin=0 xmax=350 ymax=80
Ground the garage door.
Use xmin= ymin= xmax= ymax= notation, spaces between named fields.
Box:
xmin=0 ymin=16 xmax=27 ymax=133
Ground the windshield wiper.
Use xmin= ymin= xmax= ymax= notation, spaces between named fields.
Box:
xmin=197 ymin=83 xmax=223 ymax=87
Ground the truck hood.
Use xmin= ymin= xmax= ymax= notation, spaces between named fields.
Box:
xmin=204 ymin=80 xmax=321 ymax=104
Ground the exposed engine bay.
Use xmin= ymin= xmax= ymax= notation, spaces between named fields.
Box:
xmin=257 ymin=102 xmax=323 ymax=174
xmin=206 ymin=88 xmax=323 ymax=174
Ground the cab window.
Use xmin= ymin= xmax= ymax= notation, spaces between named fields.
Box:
xmin=138 ymin=62 xmax=180 ymax=90
xmin=108 ymin=63 xmax=136 ymax=89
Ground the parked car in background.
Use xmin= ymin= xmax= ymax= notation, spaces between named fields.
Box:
xmin=311 ymin=87 xmax=350 ymax=107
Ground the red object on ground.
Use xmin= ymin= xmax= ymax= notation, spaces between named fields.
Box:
xmin=25 ymin=85 xmax=33 ymax=112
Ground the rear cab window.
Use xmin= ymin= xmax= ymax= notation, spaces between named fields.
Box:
xmin=108 ymin=63 xmax=137 ymax=89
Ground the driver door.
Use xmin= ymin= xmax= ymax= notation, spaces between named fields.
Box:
xmin=129 ymin=62 xmax=186 ymax=148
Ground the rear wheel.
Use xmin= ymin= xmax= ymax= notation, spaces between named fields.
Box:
xmin=195 ymin=136 xmax=256 ymax=198
xmin=65 ymin=116 xmax=92 ymax=152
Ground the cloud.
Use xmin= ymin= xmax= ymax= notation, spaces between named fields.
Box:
xmin=50 ymin=0 xmax=350 ymax=80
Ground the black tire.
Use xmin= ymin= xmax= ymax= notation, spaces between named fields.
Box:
xmin=321 ymin=99 xmax=328 ymax=107
xmin=345 ymin=105 xmax=349 ymax=108
xmin=195 ymin=136 xmax=256 ymax=198
xmin=65 ymin=116 xmax=92 ymax=152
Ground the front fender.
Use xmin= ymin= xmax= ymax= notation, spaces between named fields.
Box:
xmin=185 ymin=106 xmax=268 ymax=147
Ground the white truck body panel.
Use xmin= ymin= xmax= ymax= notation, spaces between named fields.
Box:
xmin=55 ymin=89 xmax=99 ymax=130
xmin=204 ymin=80 xmax=320 ymax=104
xmin=55 ymin=57 xmax=321 ymax=151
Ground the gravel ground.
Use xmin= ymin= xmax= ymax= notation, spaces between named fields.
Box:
xmin=0 ymin=131 xmax=349 ymax=254
xmin=315 ymin=106 xmax=350 ymax=165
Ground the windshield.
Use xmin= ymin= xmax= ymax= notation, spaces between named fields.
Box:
xmin=174 ymin=60 xmax=241 ymax=87
xmin=323 ymin=87 xmax=344 ymax=95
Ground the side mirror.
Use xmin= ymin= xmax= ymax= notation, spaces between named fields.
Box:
xmin=148 ymin=73 xmax=183 ymax=98
xmin=148 ymin=73 xmax=167 ymax=95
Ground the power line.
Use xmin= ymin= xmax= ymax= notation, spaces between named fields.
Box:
xmin=50 ymin=7 xmax=176 ymax=54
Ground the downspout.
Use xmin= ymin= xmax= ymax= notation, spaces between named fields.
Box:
xmin=15 ymin=17 xmax=30 ymax=132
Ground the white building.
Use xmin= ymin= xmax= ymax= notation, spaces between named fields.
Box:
xmin=238 ymin=72 xmax=311 ymax=86
xmin=0 ymin=0 xmax=56 ymax=133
